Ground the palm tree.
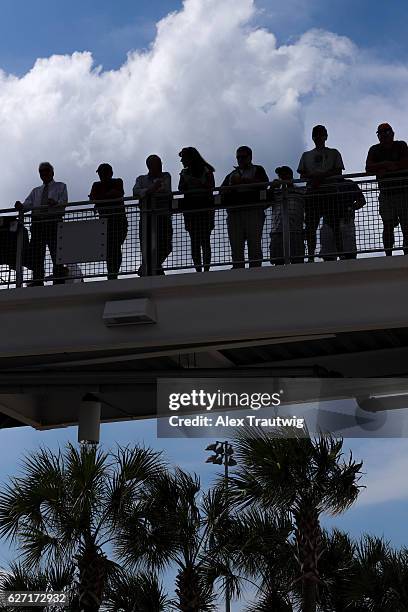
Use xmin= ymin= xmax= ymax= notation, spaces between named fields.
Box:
xmin=116 ymin=469 xmax=230 ymax=612
xmin=103 ymin=569 xmax=170 ymax=611
xmin=229 ymin=427 xmax=363 ymax=612
xmin=227 ymin=508 xmax=296 ymax=611
xmin=0 ymin=561 xmax=75 ymax=612
xmin=346 ymin=535 xmax=408 ymax=611
xmin=0 ymin=443 xmax=166 ymax=612
xmin=315 ymin=529 xmax=360 ymax=612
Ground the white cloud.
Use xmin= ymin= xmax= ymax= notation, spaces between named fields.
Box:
xmin=0 ymin=0 xmax=406 ymax=209
xmin=347 ymin=438 xmax=408 ymax=506
xmin=0 ymin=0 xmax=354 ymax=206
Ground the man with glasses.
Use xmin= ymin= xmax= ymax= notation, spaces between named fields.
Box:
xmin=297 ymin=125 xmax=344 ymax=262
xmin=366 ymin=123 xmax=408 ymax=256
xmin=15 ymin=162 xmax=67 ymax=286
xmin=222 ymin=146 xmax=269 ymax=268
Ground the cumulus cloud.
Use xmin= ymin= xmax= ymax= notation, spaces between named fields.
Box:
xmin=0 ymin=0 xmax=406 ymax=207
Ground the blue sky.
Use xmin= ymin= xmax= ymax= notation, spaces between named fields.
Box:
xmin=1 ymin=0 xmax=408 ymax=75
xmin=0 ymin=0 xmax=408 ymax=607
xmin=1 ymin=419 xmax=408 ymax=609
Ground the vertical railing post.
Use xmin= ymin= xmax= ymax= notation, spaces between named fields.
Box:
xmin=150 ymin=194 xmax=158 ymax=276
xmin=15 ymin=210 xmax=24 ymax=288
xmin=282 ymin=181 xmax=291 ymax=265
xmin=141 ymin=196 xmax=152 ymax=276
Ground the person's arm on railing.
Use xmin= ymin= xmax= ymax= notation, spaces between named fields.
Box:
xmin=178 ymin=172 xmax=187 ymax=192
xmin=15 ymin=189 xmax=34 ymax=212
xmin=133 ymin=176 xmax=161 ymax=199
xmin=297 ymin=153 xmax=319 ymax=183
xmin=256 ymin=166 xmax=269 ymax=184
xmin=365 ymin=159 xmax=392 ymax=175
xmin=132 ymin=177 xmax=144 ymax=199
xmin=365 ymin=147 xmax=394 ymax=175
xmin=353 ymin=184 xmax=366 ymax=210
xmin=255 ymin=166 xmax=270 ymax=208
xmin=204 ymin=170 xmax=215 ymax=190
xmin=104 ymin=178 xmax=124 ymax=200
xmin=299 ymin=167 xmax=344 ymax=182
xmin=160 ymin=173 xmax=172 ymax=193
xmin=48 ymin=183 xmax=68 ymax=212
xmin=297 ymin=150 xmax=344 ymax=186
xmin=366 ymin=143 xmax=408 ymax=176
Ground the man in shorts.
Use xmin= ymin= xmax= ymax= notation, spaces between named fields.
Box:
xmin=366 ymin=123 xmax=408 ymax=256
xmin=297 ymin=125 xmax=344 ymax=262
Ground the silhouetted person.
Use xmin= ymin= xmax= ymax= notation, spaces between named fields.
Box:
xmin=222 ymin=146 xmax=269 ymax=268
xmin=178 ymin=147 xmax=215 ymax=272
xmin=297 ymin=125 xmax=344 ymax=262
xmin=15 ymin=161 xmax=67 ymax=286
xmin=89 ymin=163 xmax=128 ymax=280
xmin=270 ymin=166 xmax=305 ymax=265
xmin=366 ymin=123 xmax=408 ymax=256
xmin=319 ymin=177 xmax=365 ymax=261
xmin=133 ymin=155 xmax=173 ymax=275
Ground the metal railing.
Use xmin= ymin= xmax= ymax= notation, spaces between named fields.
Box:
xmin=0 ymin=172 xmax=407 ymax=288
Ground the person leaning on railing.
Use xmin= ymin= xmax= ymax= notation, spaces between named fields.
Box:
xmin=15 ymin=161 xmax=67 ymax=287
xmin=269 ymin=166 xmax=305 ymax=265
xmin=319 ymin=177 xmax=366 ymax=261
xmin=221 ymin=146 xmax=269 ymax=269
xmin=365 ymin=122 xmax=408 ymax=256
xmin=297 ymin=125 xmax=344 ymax=262
xmin=178 ymin=147 xmax=215 ymax=272
xmin=89 ymin=163 xmax=128 ymax=280
xmin=133 ymin=155 xmax=173 ymax=276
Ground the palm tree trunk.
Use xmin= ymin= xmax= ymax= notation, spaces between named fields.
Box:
xmin=302 ymin=580 xmax=317 ymax=612
xmin=294 ymin=504 xmax=323 ymax=612
xmin=77 ymin=541 xmax=108 ymax=612
xmin=175 ymin=565 xmax=202 ymax=612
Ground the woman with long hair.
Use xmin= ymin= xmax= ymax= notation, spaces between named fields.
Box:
xmin=178 ymin=147 xmax=215 ymax=272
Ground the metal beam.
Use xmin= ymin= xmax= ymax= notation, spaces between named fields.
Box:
xmin=9 ymin=334 xmax=336 ymax=370
xmin=0 ymin=258 xmax=408 ymax=364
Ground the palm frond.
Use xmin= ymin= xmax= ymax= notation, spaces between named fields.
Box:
xmin=104 ymin=569 xmax=170 ymax=612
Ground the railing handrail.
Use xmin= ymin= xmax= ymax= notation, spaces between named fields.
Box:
xmin=1 ymin=170 xmax=400 ymax=216
xmin=0 ymin=167 xmax=405 ymax=288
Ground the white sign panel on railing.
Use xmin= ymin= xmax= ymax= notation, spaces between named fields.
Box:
xmin=56 ymin=219 xmax=107 ymax=264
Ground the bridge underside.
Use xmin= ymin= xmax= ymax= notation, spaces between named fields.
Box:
xmin=1 ymin=255 xmax=408 ymax=429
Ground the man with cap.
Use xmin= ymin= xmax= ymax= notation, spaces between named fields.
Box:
xmin=89 ymin=163 xmax=128 ymax=279
xmin=15 ymin=161 xmax=67 ymax=286
xmin=297 ymin=125 xmax=344 ymax=262
xmin=366 ymin=123 xmax=408 ymax=256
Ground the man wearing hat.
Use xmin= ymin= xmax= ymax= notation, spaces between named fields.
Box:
xmin=89 ymin=163 xmax=128 ymax=279
xmin=366 ymin=123 xmax=408 ymax=256
xmin=15 ymin=161 xmax=67 ymax=286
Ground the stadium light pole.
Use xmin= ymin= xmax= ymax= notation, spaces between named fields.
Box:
xmin=205 ymin=441 xmax=237 ymax=612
